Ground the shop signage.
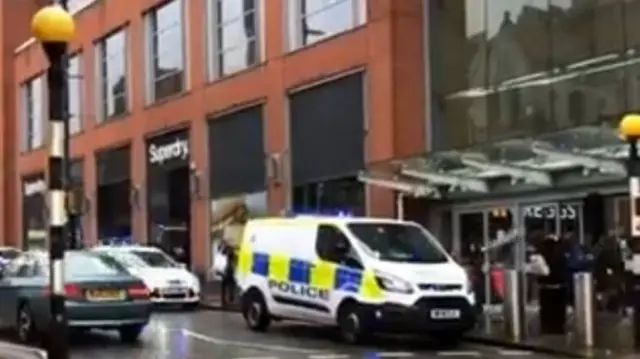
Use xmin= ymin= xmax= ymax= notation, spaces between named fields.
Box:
xmin=523 ymin=205 xmax=577 ymax=220
xmin=23 ymin=178 xmax=46 ymax=196
xmin=148 ymin=138 xmax=189 ymax=165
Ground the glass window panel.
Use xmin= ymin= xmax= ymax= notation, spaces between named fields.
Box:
xmin=150 ymin=0 xmax=184 ymax=100
xmin=99 ymin=29 xmax=127 ymax=120
xmin=31 ymin=76 xmax=44 ymax=149
xmin=68 ymin=54 xmax=81 ymax=134
xmin=301 ymin=0 xmax=353 ymax=46
xmin=211 ymin=0 xmax=259 ymax=77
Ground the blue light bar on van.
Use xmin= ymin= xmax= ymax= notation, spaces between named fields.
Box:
xmin=286 ymin=208 xmax=353 ymax=217
xmin=100 ymin=235 xmax=134 ymax=246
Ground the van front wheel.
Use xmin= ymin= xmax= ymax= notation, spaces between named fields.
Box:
xmin=242 ymin=290 xmax=271 ymax=332
xmin=337 ymin=302 xmax=370 ymax=344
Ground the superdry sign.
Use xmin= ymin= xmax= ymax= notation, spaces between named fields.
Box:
xmin=147 ymin=132 xmax=190 ymax=166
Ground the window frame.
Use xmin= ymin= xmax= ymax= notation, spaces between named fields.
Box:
xmin=314 ymin=224 xmax=362 ymax=268
xmin=95 ymin=28 xmax=129 ymax=122
xmin=287 ymin=0 xmax=366 ymax=50
xmin=144 ymin=0 xmax=186 ymax=104
xmin=206 ymin=0 xmax=264 ymax=80
xmin=67 ymin=52 xmax=83 ymax=135
xmin=20 ymin=75 xmax=46 ymax=152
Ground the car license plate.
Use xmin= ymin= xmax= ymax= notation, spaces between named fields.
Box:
xmin=163 ymin=287 xmax=185 ymax=294
xmin=430 ymin=309 xmax=461 ymax=319
xmin=86 ymin=289 xmax=125 ymax=301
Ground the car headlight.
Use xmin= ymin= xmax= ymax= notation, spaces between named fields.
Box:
xmin=374 ymin=271 xmax=413 ymax=294
xmin=464 ymin=273 xmax=474 ymax=294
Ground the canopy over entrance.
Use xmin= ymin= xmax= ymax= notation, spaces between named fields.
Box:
xmin=359 ymin=125 xmax=630 ymax=200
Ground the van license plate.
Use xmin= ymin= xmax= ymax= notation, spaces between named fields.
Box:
xmin=430 ymin=309 xmax=460 ymax=319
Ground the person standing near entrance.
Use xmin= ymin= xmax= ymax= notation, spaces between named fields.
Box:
xmin=537 ymin=234 xmax=569 ymax=334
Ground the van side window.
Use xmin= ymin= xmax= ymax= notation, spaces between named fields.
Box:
xmin=316 ymin=225 xmax=348 ymax=263
xmin=315 ymin=225 xmax=362 ymax=269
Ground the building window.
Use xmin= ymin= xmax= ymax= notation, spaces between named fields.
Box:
xmin=96 ymin=29 xmax=128 ymax=121
xmin=68 ymin=0 xmax=96 ymax=14
xmin=145 ymin=0 xmax=185 ymax=103
xmin=68 ymin=53 xmax=82 ymax=134
xmin=21 ymin=75 xmax=45 ymax=151
xmin=287 ymin=0 xmax=366 ymax=50
xmin=207 ymin=0 xmax=262 ymax=79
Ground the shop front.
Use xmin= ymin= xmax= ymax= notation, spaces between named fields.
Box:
xmin=289 ymin=72 xmax=366 ymax=214
xmin=21 ymin=172 xmax=46 ymax=250
xmin=360 ymin=125 xmax=630 ymax=310
xmin=146 ymin=128 xmax=192 ymax=268
xmin=96 ymin=145 xmax=132 ymax=243
xmin=207 ymin=105 xmax=267 ymax=271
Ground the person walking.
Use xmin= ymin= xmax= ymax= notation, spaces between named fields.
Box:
xmin=221 ymin=242 xmax=237 ymax=308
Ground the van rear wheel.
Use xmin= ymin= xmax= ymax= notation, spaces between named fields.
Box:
xmin=242 ymin=290 xmax=271 ymax=332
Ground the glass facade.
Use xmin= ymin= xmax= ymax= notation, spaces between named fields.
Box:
xmin=429 ymin=0 xmax=640 ymax=149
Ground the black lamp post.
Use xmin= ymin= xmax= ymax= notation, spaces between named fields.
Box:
xmin=620 ymin=113 xmax=640 ymax=350
xmin=31 ymin=4 xmax=75 ymax=359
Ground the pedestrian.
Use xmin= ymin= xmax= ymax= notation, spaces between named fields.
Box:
xmin=537 ymin=234 xmax=569 ymax=334
xmin=221 ymin=242 xmax=237 ymax=308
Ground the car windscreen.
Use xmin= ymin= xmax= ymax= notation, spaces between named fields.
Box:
xmin=130 ymin=250 xmax=178 ymax=268
xmin=42 ymin=252 xmax=129 ymax=277
xmin=347 ymin=222 xmax=449 ymax=264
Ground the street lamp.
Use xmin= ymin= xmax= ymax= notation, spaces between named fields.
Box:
xmin=31 ymin=5 xmax=75 ymax=359
xmin=619 ymin=113 xmax=640 ymax=350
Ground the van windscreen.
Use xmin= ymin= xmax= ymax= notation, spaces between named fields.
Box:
xmin=347 ymin=223 xmax=448 ymax=264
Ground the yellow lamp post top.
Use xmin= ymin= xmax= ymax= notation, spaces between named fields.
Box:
xmin=620 ymin=113 xmax=640 ymax=141
xmin=31 ymin=5 xmax=75 ymax=43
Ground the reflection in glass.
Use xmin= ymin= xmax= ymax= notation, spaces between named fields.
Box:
xmin=149 ymin=0 xmax=184 ymax=101
xmin=68 ymin=54 xmax=82 ymax=134
xmin=430 ymin=0 xmax=640 ymax=148
xmin=97 ymin=29 xmax=127 ymax=120
xmin=210 ymin=0 xmax=260 ymax=77
xmin=21 ymin=76 xmax=44 ymax=150
xmin=289 ymin=0 xmax=366 ymax=49
xmin=209 ymin=191 xmax=267 ymax=269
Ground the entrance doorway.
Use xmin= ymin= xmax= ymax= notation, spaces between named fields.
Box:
xmin=146 ymin=130 xmax=191 ymax=269
xmin=452 ymin=201 xmax=584 ymax=315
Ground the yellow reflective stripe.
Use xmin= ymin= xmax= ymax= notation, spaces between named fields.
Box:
xmin=359 ymin=269 xmax=383 ymax=299
xmin=310 ymin=260 xmax=336 ymax=290
xmin=237 ymin=245 xmax=253 ymax=275
xmin=269 ymin=253 xmax=290 ymax=281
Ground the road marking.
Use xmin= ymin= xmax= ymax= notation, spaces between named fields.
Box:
xmin=437 ymin=351 xmax=481 ymax=356
xmin=375 ymin=352 xmax=415 ymax=358
xmin=498 ymin=350 xmax=533 ymax=356
xmin=308 ymin=355 xmax=350 ymax=359
xmin=181 ymin=328 xmax=322 ymax=354
xmin=233 ymin=357 xmax=280 ymax=359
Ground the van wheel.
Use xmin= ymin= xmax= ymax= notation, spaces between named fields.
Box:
xmin=337 ymin=302 xmax=369 ymax=344
xmin=242 ymin=290 xmax=271 ymax=332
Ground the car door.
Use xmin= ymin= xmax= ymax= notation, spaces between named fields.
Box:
xmin=0 ymin=254 xmax=34 ymax=328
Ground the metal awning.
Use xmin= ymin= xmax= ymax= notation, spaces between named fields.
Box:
xmin=360 ymin=125 xmax=630 ymax=199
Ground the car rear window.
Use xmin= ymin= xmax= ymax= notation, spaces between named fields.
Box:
xmin=54 ymin=253 xmax=129 ymax=277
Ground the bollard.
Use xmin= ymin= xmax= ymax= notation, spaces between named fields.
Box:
xmin=573 ymin=272 xmax=594 ymax=348
xmin=503 ymin=269 xmax=525 ymax=341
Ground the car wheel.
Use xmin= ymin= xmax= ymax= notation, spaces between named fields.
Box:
xmin=242 ymin=290 xmax=270 ymax=332
xmin=16 ymin=303 xmax=37 ymax=344
xmin=337 ymin=302 xmax=369 ymax=344
xmin=118 ymin=325 xmax=144 ymax=343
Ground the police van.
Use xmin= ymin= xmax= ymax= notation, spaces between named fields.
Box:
xmin=235 ymin=215 xmax=477 ymax=344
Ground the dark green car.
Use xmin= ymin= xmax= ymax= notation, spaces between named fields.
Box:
xmin=0 ymin=250 xmax=153 ymax=344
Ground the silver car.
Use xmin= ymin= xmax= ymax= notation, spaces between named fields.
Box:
xmin=0 ymin=250 xmax=153 ymax=344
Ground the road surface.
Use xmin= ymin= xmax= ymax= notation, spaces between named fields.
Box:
xmin=30 ymin=309 xmax=561 ymax=359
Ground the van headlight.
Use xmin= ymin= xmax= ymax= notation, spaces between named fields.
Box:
xmin=374 ymin=271 xmax=413 ymax=294
xmin=464 ymin=273 xmax=474 ymax=294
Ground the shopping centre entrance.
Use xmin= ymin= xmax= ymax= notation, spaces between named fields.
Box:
xmin=360 ymin=125 xmax=630 ymax=315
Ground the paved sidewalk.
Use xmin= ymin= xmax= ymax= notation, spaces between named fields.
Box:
xmin=466 ymin=311 xmax=635 ymax=358
xmin=199 ymin=279 xmax=240 ymax=311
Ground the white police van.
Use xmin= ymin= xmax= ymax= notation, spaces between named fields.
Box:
xmin=235 ymin=215 xmax=476 ymax=344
